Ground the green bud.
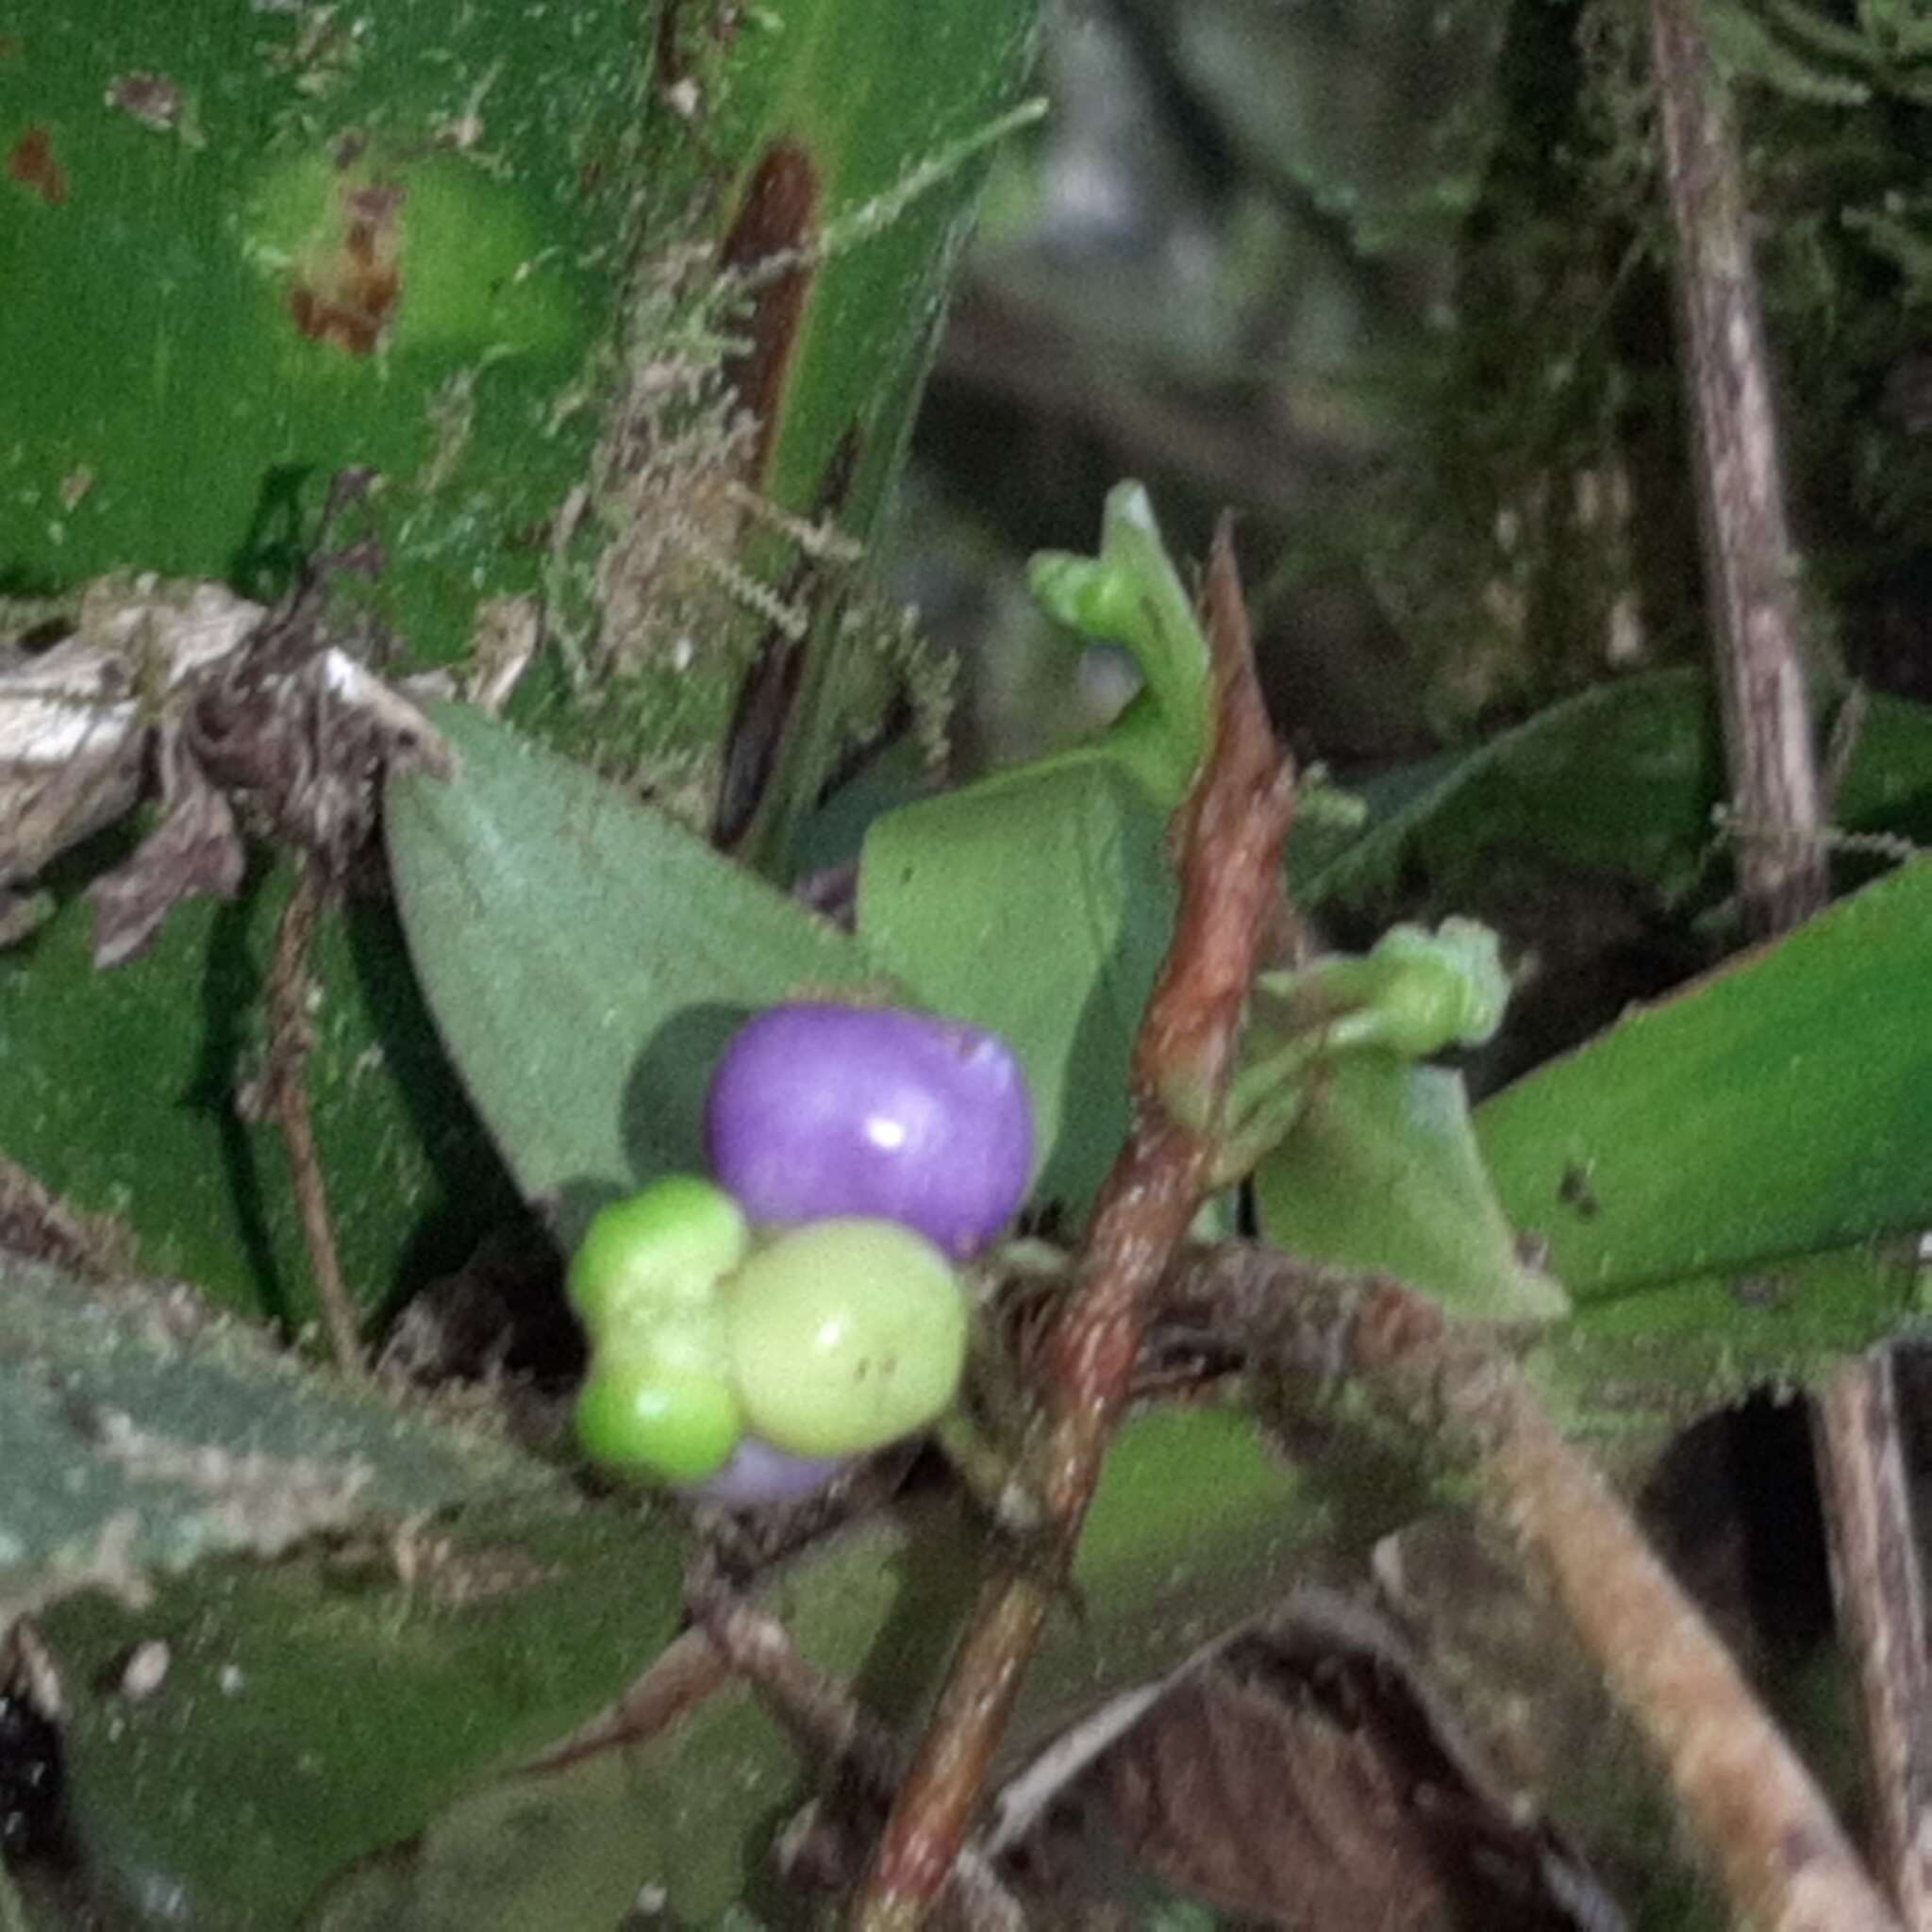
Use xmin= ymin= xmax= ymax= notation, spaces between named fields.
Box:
xmin=1358 ymin=918 xmax=1509 ymax=1057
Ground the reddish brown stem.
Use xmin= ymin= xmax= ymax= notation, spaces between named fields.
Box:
xmin=847 ymin=525 xmax=1295 ymax=1929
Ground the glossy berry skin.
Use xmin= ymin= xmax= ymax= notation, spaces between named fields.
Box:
xmin=723 ymin=1218 xmax=968 ymax=1457
xmin=706 ymin=1004 xmax=1034 ymax=1259
xmin=575 ymin=1340 xmax=743 ymax=1484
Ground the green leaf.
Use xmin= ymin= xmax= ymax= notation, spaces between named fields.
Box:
xmin=386 ymin=704 xmax=876 ymax=1242
xmin=44 ymin=1502 xmax=688 ymax=1931
xmin=852 ymin=485 xmax=1224 ymax=1222
xmin=1477 ymin=860 xmax=1932 ymax=1294
xmin=302 ymin=1407 xmax=1402 ymax=1928
xmin=0 ymin=1257 xmax=552 ymax=1607
xmin=1530 ymin=1241 xmax=1926 ymax=1471
xmin=1 ymin=0 xmax=1042 ymax=1321
xmin=0 ymin=864 xmax=520 ymax=1324
xmin=1253 ymin=1058 xmax=1568 ymax=1323
xmin=858 ymin=758 xmax=1177 ymax=1221
xmin=1296 ymin=670 xmax=1932 ymax=916
xmin=0 ymin=0 xmax=628 ymax=658
xmin=41 ymin=1406 xmax=1362 ymax=1929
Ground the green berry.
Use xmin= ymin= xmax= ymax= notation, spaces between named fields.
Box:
xmin=724 ymin=1219 xmax=968 ymax=1458
xmin=575 ymin=1344 xmax=744 ymax=1483
xmin=567 ymin=1177 xmax=750 ymax=1339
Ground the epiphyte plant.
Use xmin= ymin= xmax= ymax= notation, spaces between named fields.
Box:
xmin=572 ymin=1002 xmax=1036 ymax=1497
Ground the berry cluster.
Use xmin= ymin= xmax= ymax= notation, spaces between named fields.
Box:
xmin=571 ymin=1004 xmax=1035 ymax=1504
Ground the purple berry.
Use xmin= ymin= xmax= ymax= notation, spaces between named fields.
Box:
xmin=705 ymin=1004 xmax=1034 ymax=1258
xmin=680 ymin=1437 xmax=847 ymax=1508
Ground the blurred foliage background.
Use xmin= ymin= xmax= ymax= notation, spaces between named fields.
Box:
xmin=892 ymin=0 xmax=1932 ymax=791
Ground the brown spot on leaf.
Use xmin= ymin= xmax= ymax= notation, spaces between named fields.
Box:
xmin=718 ymin=142 xmax=820 ymax=481
xmin=8 ymin=125 xmax=68 ymax=205
xmin=106 ymin=72 xmax=184 ymax=133
xmin=289 ymin=175 xmax=405 ymax=355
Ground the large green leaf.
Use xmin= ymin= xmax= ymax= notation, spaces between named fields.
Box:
xmin=386 ymin=703 xmax=876 ymax=1241
xmin=1477 ymin=859 xmax=1932 ymax=1294
xmin=0 ymin=0 xmax=628 ymax=647
xmin=3 ymin=0 xmax=1041 ymax=1318
xmin=306 ymin=1408 xmax=1389 ymax=1929
xmin=858 ymin=758 xmax=1178 ymax=1222
xmin=1254 ymin=1058 xmax=1567 ymax=1323
xmin=39 ymin=1405 xmax=1378 ymax=1928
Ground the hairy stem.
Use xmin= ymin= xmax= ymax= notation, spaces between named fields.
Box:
xmin=1176 ymin=1244 xmax=1902 ymax=1932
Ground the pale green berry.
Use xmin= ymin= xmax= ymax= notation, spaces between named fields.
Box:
xmin=567 ymin=1176 xmax=750 ymax=1340
xmin=723 ymin=1219 xmax=968 ymax=1458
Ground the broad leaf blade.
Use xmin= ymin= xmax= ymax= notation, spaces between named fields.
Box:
xmin=0 ymin=1257 xmax=551 ymax=1606
xmin=1254 ymin=1058 xmax=1567 ymax=1323
xmin=1532 ymin=1241 xmax=1926 ymax=1471
xmin=858 ymin=758 xmax=1177 ymax=1220
xmin=46 ymin=1406 xmax=1344 ymax=1929
xmin=387 ymin=705 xmax=877 ymax=1240
xmin=45 ymin=1503 xmax=687 ymax=1932
xmin=1476 ymin=860 xmax=1932 ymax=1295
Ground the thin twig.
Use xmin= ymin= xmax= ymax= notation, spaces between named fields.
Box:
xmin=1648 ymin=5 xmax=1932 ymax=1921
xmin=1649 ymin=0 xmax=1824 ymax=937
xmin=1817 ymin=1355 xmax=1932 ymax=1928
xmin=686 ymin=1546 xmax=906 ymax=1802
xmin=264 ymin=857 xmax=363 ymax=1374
xmin=684 ymin=1552 xmax=1028 ymax=1927
xmin=1171 ymin=1243 xmax=1903 ymax=1932
xmin=0 ymin=1155 xmax=137 ymax=1280
xmin=846 ymin=525 xmax=1296 ymax=1929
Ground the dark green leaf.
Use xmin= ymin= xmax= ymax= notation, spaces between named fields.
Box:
xmin=0 ymin=1257 xmax=552 ymax=1607
xmin=51 ymin=1407 xmax=1357 ymax=1929
xmin=45 ymin=1503 xmax=687 ymax=1931
xmin=318 ymin=1409 xmax=1386 ymax=1928
xmin=1298 ymin=671 xmax=1932 ymax=916
xmin=0 ymin=869 xmax=519 ymax=1324
xmin=1530 ymin=1241 xmax=1926 ymax=1471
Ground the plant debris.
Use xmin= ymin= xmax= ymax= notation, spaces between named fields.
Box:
xmin=0 ymin=472 xmax=450 ymax=967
